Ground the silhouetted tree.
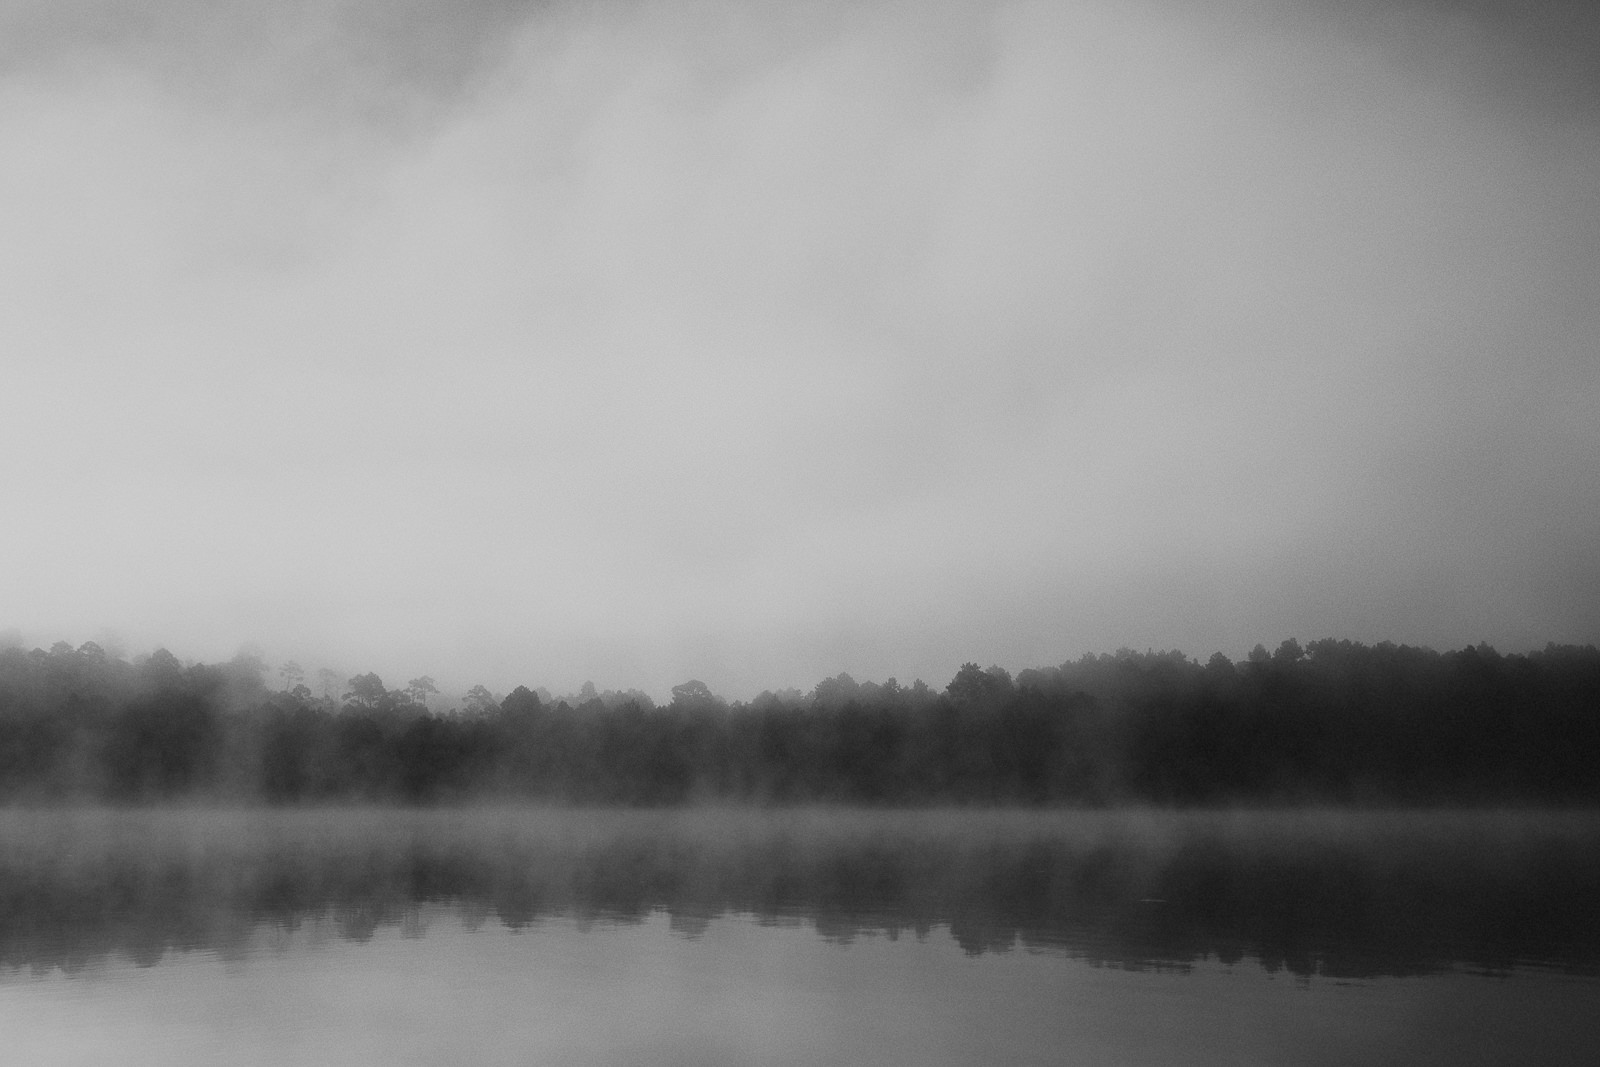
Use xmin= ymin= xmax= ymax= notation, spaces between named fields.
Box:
xmin=406 ymin=676 xmax=439 ymax=710
xmin=344 ymin=673 xmax=388 ymax=713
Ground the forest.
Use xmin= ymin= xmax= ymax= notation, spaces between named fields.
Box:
xmin=0 ymin=638 xmax=1595 ymax=804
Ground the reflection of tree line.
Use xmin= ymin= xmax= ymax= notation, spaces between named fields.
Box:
xmin=0 ymin=811 xmax=1595 ymax=978
xmin=0 ymin=639 xmax=1597 ymax=803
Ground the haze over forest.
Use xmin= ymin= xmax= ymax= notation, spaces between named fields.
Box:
xmin=1 ymin=636 xmax=1595 ymax=804
xmin=3 ymin=0 xmax=1599 ymax=700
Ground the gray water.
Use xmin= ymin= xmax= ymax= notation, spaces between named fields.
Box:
xmin=1 ymin=809 xmax=1597 ymax=1065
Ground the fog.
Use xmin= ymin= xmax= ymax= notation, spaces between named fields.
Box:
xmin=5 ymin=807 xmax=1599 ymax=975
xmin=2 ymin=0 xmax=1597 ymax=699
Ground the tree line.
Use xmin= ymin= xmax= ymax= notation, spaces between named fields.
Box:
xmin=0 ymin=638 xmax=1596 ymax=804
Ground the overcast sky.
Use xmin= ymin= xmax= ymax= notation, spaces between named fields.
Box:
xmin=2 ymin=0 xmax=1597 ymax=700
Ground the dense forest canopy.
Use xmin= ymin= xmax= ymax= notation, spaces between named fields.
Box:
xmin=0 ymin=639 xmax=1595 ymax=804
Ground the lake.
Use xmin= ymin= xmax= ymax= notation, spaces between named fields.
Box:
xmin=1 ymin=808 xmax=1597 ymax=1065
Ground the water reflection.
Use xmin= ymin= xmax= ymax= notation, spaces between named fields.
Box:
xmin=1 ymin=809 xmax=1595 ymax=979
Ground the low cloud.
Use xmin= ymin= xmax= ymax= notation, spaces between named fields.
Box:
xmin=2 ymin=0 xmax=1596 ymax=697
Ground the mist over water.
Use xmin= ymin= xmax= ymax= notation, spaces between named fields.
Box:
xmin=4 ymin=2 xmax=1599 ymax=1062
xmin=3 ymin=808 xmax=1599 ymax=1067
xmin=3 ymin=808 xmax=1597 ymax=978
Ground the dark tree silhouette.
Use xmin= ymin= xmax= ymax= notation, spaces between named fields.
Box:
xmin=0 ymin=638 xmax=1595 ymax=805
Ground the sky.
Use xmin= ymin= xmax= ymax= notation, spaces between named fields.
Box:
xmin=2 ymin=0 xmax=1597 ymax=701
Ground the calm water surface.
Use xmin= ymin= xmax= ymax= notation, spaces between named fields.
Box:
xmin=1 ymin=809 xmax=1596 ymax=1066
